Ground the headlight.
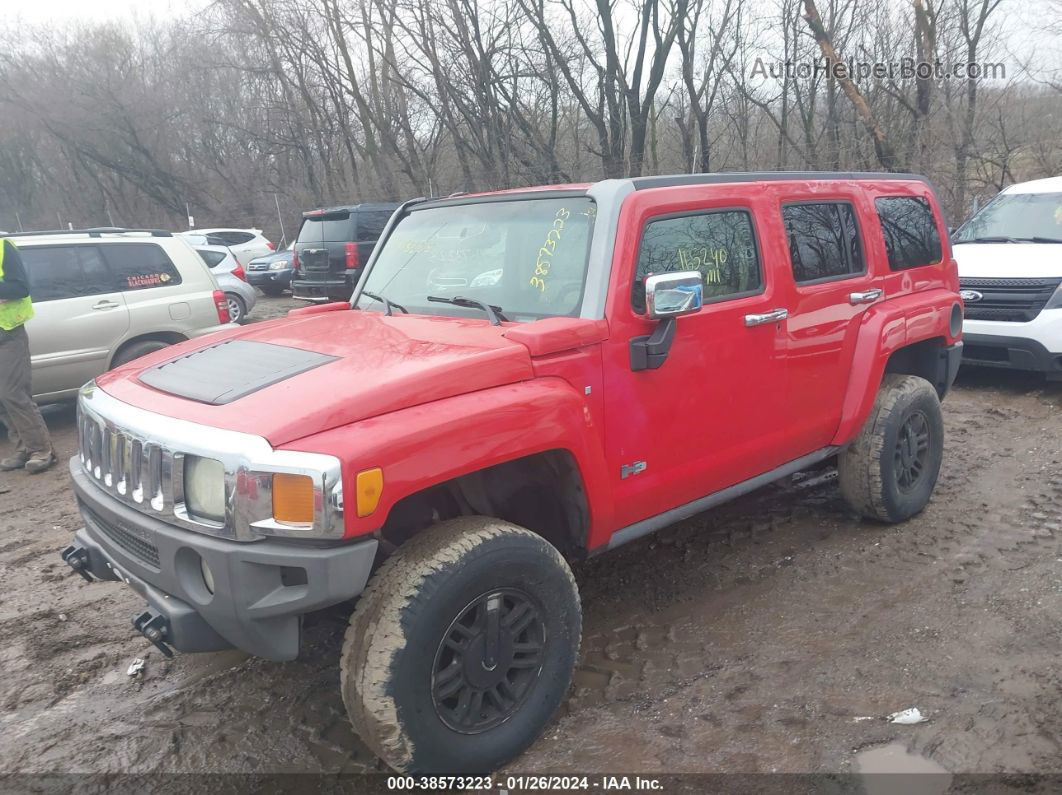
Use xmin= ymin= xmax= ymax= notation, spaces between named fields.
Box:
xmin=1046 ymin=283 xmax=1062 ymax=311
xmin=184 ymin=456 xmax=226 ymax=523
xmin=269 ymin=261 xmax=288 ymax=270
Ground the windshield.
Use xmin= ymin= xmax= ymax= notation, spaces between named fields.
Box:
xmin=954 ymin=191 xmax=1062 ymax=243
xmin=355 ymin=197 xmax=595 ymax=321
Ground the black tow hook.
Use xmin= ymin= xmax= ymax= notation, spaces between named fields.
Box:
xmin=61 ymin=545 xmax=94 ymax=582
xmin=133 ymin=611 xmax=175 ymax=659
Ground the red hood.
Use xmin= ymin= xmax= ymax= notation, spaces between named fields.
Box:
xmin=97 ymin=309 xmax=534 ymax=445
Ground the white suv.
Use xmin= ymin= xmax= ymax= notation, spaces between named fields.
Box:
xmin=177 ymin=228 xmax=274 ymax=266
xmin=952 ymin=176 xmax=1062 ymax=380
xmin=12 ymin=228 xmax=236 ymax=403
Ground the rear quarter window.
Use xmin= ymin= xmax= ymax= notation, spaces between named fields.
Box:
xmin=356 ymin=210 xmax=394 ymax=241
xmin=197 ymin=249 xmax=227 ymax=268
xmin=875 ymin=197 xmax=943 ymax=270
xmin=101 ymin=243 xmax=183 ymax=290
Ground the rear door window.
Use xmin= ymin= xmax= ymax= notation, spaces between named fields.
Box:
xmin=875 ymin=197 xmax=943 ymax=270
xmin=782 ymin=202 xmax=864 ymax=284
xmin=21 ymin=245 xmax=115 ymax=302
xmin=633 ymin=209 xmax=762 ymax=313
xmin=101 ymin=243 xmax=183 ymax=290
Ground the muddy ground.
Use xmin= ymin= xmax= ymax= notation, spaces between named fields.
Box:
xmin=1 ymin=293 xmax=1060 ymax=783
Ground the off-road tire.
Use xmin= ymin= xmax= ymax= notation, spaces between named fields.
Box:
xmin=110 ymin=339 xmax=171 ymax=369
xmin=340 ymin=517 xmax=581 ymax=774
xmin=839 ymin=373 xmax=944 ymax=523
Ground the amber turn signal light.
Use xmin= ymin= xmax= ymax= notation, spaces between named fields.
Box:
xmin=273 ymin=473 xmax=314 ymax=524
xmin=356 ymin=468 xmax=383 ymax=518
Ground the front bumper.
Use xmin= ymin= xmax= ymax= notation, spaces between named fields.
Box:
xmin=961 ymin=310 xmax=1062 ymax=377
xmin=247 ymin=269 xmax=293 ymax=288
xmin=65 ymin=459 xmax=377 ymax=661
xmin=961 ymin=333 xmax=1062 ymax=378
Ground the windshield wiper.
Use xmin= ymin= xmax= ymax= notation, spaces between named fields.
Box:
xmin=958 ymin=236 xmax=1023 ymax=243
xmin=427 ymin=295 xmax=508 ymax=325
xmin=1019 ymin=236 xmax=1062 ymax=244
xmin=361 ymin=290 xmax=408 ymax=316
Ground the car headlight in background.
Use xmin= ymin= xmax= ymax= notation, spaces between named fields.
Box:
xmin=470 ymin=268 xmax=503 ymax=288
xmin=184 ymin=456 xmax=226 ymax=523
xmin=269 ymin=261 xmax=289 ymax=270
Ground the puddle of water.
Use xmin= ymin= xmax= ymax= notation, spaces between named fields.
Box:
xmin=855 ymin=742 xmax=952 ymax=795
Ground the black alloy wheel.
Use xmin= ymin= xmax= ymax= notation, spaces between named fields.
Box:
xmin=431 ymin=588 xmax=546 ymax=733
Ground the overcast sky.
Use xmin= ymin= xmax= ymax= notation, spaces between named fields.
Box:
xmin=2 ymin=0 xmax=204 ymax=24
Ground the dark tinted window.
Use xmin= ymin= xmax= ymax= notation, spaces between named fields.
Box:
xmin=21 ymin=245 xmax=114 ymax=302
xmin=218 ymin=231 xmax=254 ymax=245
xmin=102 ymin=243 xmax=182 ymax=290
xmin=197 ymin=249 xmax=227 ymax=268
xmin=298 ymin=214 xmax=353 ymax=243
xmin=782 ymin=202 xmax=864 ymax=283
xmin=356 ymin=210 xmax=393 ymax=241
xmin=876 ymin=197 xmax=942 ymax=270
xmin=633 ymin=210 xmax=761 ymax=312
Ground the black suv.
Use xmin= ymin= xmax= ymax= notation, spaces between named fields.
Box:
xmin=292 ymin=203 xmax=400 ymax=302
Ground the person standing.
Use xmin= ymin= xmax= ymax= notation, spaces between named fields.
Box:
xmin=0 ymin=238 xmax=55 ymax=474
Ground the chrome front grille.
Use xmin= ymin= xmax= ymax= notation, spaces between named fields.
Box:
xmin=79 ymin=404 xmax=171 ymax=516
xmin=75 ymin=383 xmax=346 ymax=541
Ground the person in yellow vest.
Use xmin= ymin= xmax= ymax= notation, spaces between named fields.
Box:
xmin=0 ymin=238 xmax=55 ymax=474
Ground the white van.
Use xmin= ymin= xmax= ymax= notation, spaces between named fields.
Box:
xmin=952 ymin=176 xmax=1062 ymax=380
xmin=11 ymin=228 xmax=236 ymax=403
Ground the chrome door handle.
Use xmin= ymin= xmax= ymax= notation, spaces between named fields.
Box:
xmin=92 ymin=300 xmax=121 ymax=311
xmin=744 ymin=308 xmax=789 ymax=327
xmin=849 ymin=289 xmax=883 ymax=305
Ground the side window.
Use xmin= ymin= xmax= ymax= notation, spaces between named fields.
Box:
xmin=782 ymin=202 xmax=864 ymax=284
xmin=875 ymin=197 xmax=942 ymax=270
xmin=197 ymin=249 xmax=227 ymax=268
xmin=356 ymin=211 xmax=393 ymax=242
xmin=221 ymin=231 xmax=254 ymax=246
xmin=102 ymin=243 xmax=183 ymax=291
xmin=21 ymin=245 xmax=115 ymax=302
xmin=632 ymin=210 xmax=761 ymax=313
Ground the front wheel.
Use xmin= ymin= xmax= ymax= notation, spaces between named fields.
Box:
xmin=839 ymin=373 xmax=944 ymax=522
xmin=341 ymin=517 xmax=581 ymax=774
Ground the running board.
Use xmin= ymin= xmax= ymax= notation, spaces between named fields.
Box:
xmin=607 ymin=447 xmax=840 ymax=550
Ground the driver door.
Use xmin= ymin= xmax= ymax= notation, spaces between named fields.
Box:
xmin=601 ymin=200 xmax=791 ymax=531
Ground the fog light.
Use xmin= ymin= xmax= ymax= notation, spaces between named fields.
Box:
xmin=200 ymin=557 xmax=215 ymax=595
xmin=184 ymin=456 xmax=226 ymax=523
xmin=273 ymin=473 xmax=314 ymax=525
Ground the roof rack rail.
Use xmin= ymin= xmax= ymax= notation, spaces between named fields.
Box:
xmin=7 ymin=227 xmax=174 ymax=239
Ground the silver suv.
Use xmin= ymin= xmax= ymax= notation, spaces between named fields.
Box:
xmin=11 ymin=228 xmax=236 ymax=403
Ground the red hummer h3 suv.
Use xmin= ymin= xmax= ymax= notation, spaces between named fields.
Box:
xmin=61 ymin=172 xmax=962 ymax=774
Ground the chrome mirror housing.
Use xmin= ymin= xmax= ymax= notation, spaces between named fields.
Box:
xmin=645 ymin=271 xmax=704 ymax=319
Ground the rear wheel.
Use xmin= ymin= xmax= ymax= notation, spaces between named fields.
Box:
xmin=340 ymin=517 xmax=581 ymax=774
xmin=839 ymin=373 xmax=944 ymax=522
xmin=110 ymin=339 xmax=171 ymax=369
xmin=225 ymin=293 xmax=247 ymax=324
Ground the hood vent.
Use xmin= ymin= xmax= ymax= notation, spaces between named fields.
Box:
xmin=138 ymin=340 xmax=338 ymax=405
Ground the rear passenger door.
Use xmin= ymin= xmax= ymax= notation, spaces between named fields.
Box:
xmin=779 ymin=198 xmax=883 ymax=455
xmin=22 ymin=245 xmax=130 ymax=399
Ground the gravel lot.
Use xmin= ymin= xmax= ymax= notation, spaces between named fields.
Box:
xmin=1 ymin=293 xmax=1060 ymax=780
